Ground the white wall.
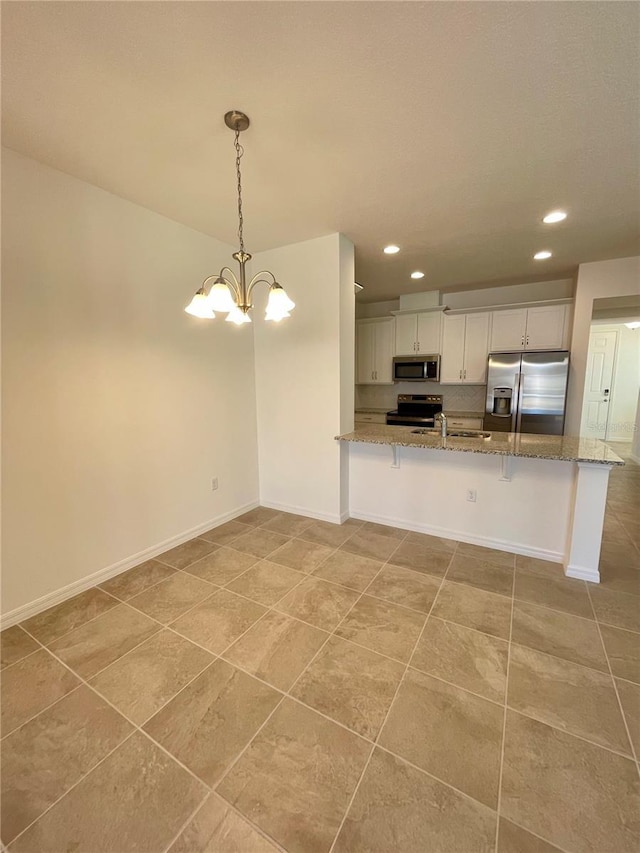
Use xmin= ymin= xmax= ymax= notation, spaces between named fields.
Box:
xmin=349 ymin=443 xmax=573 ymax=561
xmin=2 ymin=149 xmax=259 ymax=617
xmin=444 ymin=279 xmax=574 ymax=310
xmin=252 ymin=233 xmax=354 ymax=522
xmin=566 ymin=256 xmax=640 ymax=435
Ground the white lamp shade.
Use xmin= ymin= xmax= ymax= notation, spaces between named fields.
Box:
xmin=226 ymin=306 xmax=252 ymax=325
xmin=265 ymin=308 xmax=291 ymax=322
xmin=266 ymin=284 xmax=295 ymax=314
xmin=208 ymin=281 xmax=237 ymax=313
xmin=185 ymin=291 xmax=215 ymax=319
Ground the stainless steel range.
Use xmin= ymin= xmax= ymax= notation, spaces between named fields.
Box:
xmin=386 ymin=394 xmax=443 ymax=427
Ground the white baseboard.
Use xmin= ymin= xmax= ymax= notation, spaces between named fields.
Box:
xmin=564 ymin=564 xmax=600 ymax=583
xmin=259 ymin=498 xmax=343 ymax=525
xmin=348 ymin=508 xmax=564 ymax=563
xmin=0 ymin=500 xmax=260 ymax=630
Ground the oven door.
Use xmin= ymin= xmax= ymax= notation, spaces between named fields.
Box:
xmin=386 ymin=416 xmax=436 ymax=427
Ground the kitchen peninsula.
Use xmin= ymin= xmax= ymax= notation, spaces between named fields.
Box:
xmin=336 ymin=424 xmax=623 ymax=583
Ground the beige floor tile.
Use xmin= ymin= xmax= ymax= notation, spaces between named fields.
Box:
xmin=616 ymin=678 xmax=640 ymax=756
xmin=0 ymin=626 xmax=39 ymax=669
xmin=218 ymin=698 xmax=370 ymax=853
xmin=49 ymin=605 xmax=159 ymax=679
xmin=300 ymin=520 xmax=357 ymax=548
xmin=515 ymin=555 xmax=564 ymax=578
xmin=98 ymin=559 xmax=175 ymax=601
xmin=379 ymin=668 xmax=503 ymax=808
xmin=404 ymin=530 xmax=458 ymax=552
xmin=387 ymin=540 xmax=453 ymax=577
xmin=456 ymin=541 xmax=516 ymax=568
xmin=600 ymin=624 xmax=640 ymax=683
xmin=498 ymin=819 xmax=563 ymax=853
xmin=292 ymin=636 xmax=404 ymax=738
xmin=230 ymin=528 xmax=290 ymax=559
xmin=184 ymin=547 xmax=258 ymax=585
xmin=515 ymin=568 xmax=593 ymax=619
xmin=512 ymin=600 xmax=608 ymax=672
xmin=0 ymin=685 xmax=132 ymax=843
xmin=235 ymin=507 xmax=282 ymax=526
xmin=167 ymin=792 xmax=279 ymax=853
xmin=598 ymin=560 xmax=640 ymax=597
xmin=224 ymin=610 xmax=327 ymax=691
xmin=313 ymin=550 xmax=383 ymax=591
xmin=600 ymin=540 xmax=640 ymax=569
xmin=260 ymin=512 xmax=314 ymax=537
xmin=89 ymin=630 xmax=213 ymax=724
xmin=590 ymin=586 xmax=640 ymax=632
xmin=128 ymin=572 xmax=215 ymax=624
xmin=144 ymin=659 xmax=280 ymax=786
xmin=336 ymin=595 xmax=425 ymax=663
xmin=432 ymin=581 xmax=512 ymax=640
xmin=412 ymin=617 xmax=508 ymax=702
xmin=508 ymin=644 xmax=631 ymax=755
xmin=447 ymin=554 xmax=514 ymax=597
xmin=156 ymin=537 xmax=218 ymax=570
xmin=199 ymin=520 xmax=253 ymax=546
xmin=340 ymin=530 xmax=401 ymax=562
xmin=276 ymin=577 xmax=359 ymax=631
xmin=359 ymin=521 xmax=407 ymax=539
xmin=9 ymin=732 xmax=207 ymax=853
xmin=1 ymin=649 xmax=80 ymax=737
xmin=366 ymin=564 xmax=441 ymax=613
xmin=501 ymin=710 xmax=640 ymax=853
xmin=268 ymin=537 xmax=334 ymax=574
xmin=170 ymin=589 xmax=266 ymax=654
xmin=21 ymin=588 xmax=118 ymax=645
xmin=226 ymin=560 xmax=303 ymax=606
xmin=334 ymin=748 xmax=497 ymax=853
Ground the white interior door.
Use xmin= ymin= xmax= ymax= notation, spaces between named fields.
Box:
xmin=581 ymin=329 xmax=617 ymax=439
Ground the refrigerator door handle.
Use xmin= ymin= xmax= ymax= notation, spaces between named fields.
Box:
xmin=515 ymin=372 xmax=524 ymax=433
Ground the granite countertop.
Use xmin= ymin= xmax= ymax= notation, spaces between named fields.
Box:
xmin=335 ymin=424 xmax=624 ymax=466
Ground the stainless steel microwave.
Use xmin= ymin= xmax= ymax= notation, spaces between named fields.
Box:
xmin=392 ymin=355 xmax=440 ymax=382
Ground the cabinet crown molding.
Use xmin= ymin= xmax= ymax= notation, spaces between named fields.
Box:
xmin=391 ymin=306 xmax=447 ymax=316
xmin=445 ymin=298 xmax=573 ymax=316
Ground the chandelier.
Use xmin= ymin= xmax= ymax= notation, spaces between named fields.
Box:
xmin=185 ymin=110 xmax=295 ymax=325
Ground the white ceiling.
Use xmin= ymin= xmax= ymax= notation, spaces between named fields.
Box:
xmin=2 ymin=1 xmax=639 ymax=302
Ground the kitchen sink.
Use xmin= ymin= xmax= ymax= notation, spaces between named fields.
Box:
xmin=411 ymin=428 xmax=491 ymax=439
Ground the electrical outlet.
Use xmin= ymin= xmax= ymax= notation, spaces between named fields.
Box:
xmin=211 ymin=477 xmax=219 ymax=491
xmin=466 ymin=489 xmax=477 ymax=502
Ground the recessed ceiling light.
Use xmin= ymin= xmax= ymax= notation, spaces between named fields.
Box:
xmin=625 ymin=321 xmax=640 ymax=330
xmin=543 ymin=210 xmax=567 ymax=224
xmin=411 ymin=271 xmax=425 ymax=279
xmin=534 ymin=251 xmax=552 ymax=260
xmin=384 ymin=245 xmax=400 ymax=254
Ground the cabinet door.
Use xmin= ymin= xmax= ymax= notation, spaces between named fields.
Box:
xmin=356 ymin=322 xmax=375 ymax=384
xmin=394 ymin=314 xmax=418 ymax=355
xmin=416 ymin=313 xmax=441 ymax=354
xmin=440 ymin=315 xmax=466 ymax=383
xmin=525 ymin=305 xmax=567 ymax=350
xmin=463 ymin=313 xmax=490 ymax=383
xmin=490 ymin=309 xmax=527 ymax=351
xmin=374 ymin=319 xmax=395 ymax=383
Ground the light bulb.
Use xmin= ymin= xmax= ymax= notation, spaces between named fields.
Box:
xmin=542 ymin=210 xmax=567 ymax=224
xmin=226 ymin=306 xmax=251 ymax=325
xmin=185 ymin=290 xmax=215 ymax=318
xmin=534 ymin=251 xmax=552 ymax=260
xmin=266 ymin=284 xmax=295 ymax=315
xmin=208 ymin=280 xmax=236 ymax=313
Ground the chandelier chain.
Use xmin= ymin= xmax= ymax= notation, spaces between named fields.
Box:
xmin=234 ymin=128 xmax=245 ymax=254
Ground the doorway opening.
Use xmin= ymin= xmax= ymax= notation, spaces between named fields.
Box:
xmin=581 ymin=295 xmax=640 ymax=444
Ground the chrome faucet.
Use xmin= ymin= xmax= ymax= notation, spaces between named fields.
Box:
xmin=435 ymin=411 xmax=447 ymax=438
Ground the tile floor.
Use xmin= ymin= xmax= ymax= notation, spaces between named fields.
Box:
xmin=2 ymin=449 xmax=639 ymax=852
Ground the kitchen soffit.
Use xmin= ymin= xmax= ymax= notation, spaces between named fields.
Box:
xmin=2 ymin=2 xmax=639 ymax=303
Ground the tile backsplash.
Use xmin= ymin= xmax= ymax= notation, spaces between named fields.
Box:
xmin=355 ymin=382 xmax=486 ymax=413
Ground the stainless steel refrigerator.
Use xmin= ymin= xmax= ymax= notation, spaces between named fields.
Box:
xmin=483 ymin=351 xmax=570 ymax=435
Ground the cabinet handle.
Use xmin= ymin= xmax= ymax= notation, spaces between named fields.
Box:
xmin=459 ymin=370 xmax=462 ymax=379
xmin=464 ymin=369 xmax=466 ymax=379
xmin=417 ymin=341 xmax=420 ymax=351
xmin=371 ymin=371 xmax=374 ymax=380
xmin=521 ymin=337 xmax=525 ymax=346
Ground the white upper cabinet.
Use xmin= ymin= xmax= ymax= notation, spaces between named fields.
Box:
xmin=490 ymin=304 xmax=570 ymax=352
xmin=394 ymin=312 xmax=442 ymax=355
xmin=356 ymin=318 xmax=395 ymax=384
xmin=441 ymin=313 xmax=490 ymax=384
